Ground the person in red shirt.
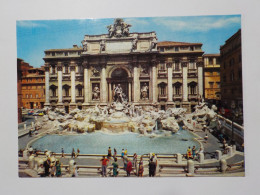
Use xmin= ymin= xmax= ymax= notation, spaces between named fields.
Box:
xmin=100 ymin=156 xmax=109 ymax=177
xmin=126 ymin=158 xmax=132 ymax=177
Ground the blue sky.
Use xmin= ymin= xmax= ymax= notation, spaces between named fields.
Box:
xmin=17 ymin=15 xmax=241 ymax=67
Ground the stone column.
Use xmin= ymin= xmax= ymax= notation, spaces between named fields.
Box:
xmin=57 ymin=62 xmax=63 ymax=106
xmin=44 ymin=65 xmax=50 ymax=107
xmin=100 ymin=64 xmax=107 ymax=103
xmin=151 ymin=61 xmax=157 ymax=102
xmin=197 ymin=61 xmax=203 ymax=99
xmin=216 ymin=150 xmax=222 ymax=160
xmin=167 ymin=62 xmax=173 ymax=102
xmin=187 ymin=160 xmax=194 ymax=174
xmin=220 ymin=159 xmax=227 ymax=173
xmin=70 ymin=62 xmax=76 ymax=109
xmin=83 ymin=61 xmax=90 ymax=106
xmin=128 ymin=82 xmax=132 ymax=102
xmin=133 ymin=63 xmax=140 ymax=102
xmin=70 ymin=63 xmax=76 ymax=103
xmin=198 ymin=153 xmax=204 ymax=163
xmin=182 ymin=61 xmax=188 ymax=102
xmin=176 ymin=153 xmax=182 ymax=164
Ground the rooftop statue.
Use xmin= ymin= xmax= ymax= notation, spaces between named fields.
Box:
xmin=107 ymin=18 xmax=132 ymax=38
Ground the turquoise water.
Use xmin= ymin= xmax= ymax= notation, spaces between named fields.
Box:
xmin=31 ymin=129 xmax=200 ymax=155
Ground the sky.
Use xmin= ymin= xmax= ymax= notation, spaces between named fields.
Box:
xmin=16 ymin=15 xmax=241 ymax=68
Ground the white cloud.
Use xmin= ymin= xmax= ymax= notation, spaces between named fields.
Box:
xmin=153 ymin=16 xmax=241 ymax=32
xmin=17 ymin=21 xmax=48 ymax=28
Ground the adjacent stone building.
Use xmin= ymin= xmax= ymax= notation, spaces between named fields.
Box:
xmin=203 ymin=54 xmax=221 ymax=106
xmin=43 ymin=18 xmax=204 ymax=112
xmin=220 ymin=29 xmax=242 ymax=111
xmin=21 ymin=61 xmax=45 ymax=109
xmin=17 ymin=58 xmax=23 ymax=123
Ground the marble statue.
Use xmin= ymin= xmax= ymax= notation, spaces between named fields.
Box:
xmin=92 ymin=84 xmax=100 ymax=100
xmin=107 ymin=18 xmax=132 ymax=38
xmin=113 ymin=84 xmax=124 ymax=103
xmin=141 ymin=83 xmax=149 ymax=99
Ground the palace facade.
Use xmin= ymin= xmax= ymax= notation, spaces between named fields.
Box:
xmin=203 ymin=54 xmax=221 ymax=105
xmin=43 ymin=19 xmax=204 ymax=112
xmin=220 ymin=29 xmax=242 ymax=111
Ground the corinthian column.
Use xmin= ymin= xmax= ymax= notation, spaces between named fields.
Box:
xmin=151 ymin=61 xmax=157 ymax=102
xmin=133 ymin=62 xmax=140 ymax=102
xmin=57 ymin=62 xmax=63 ymax=105
xmin=44 ymin=64 xmax=50 ymax=107
xmin=70 ymin=62 xmax=76 ymax=104
xmin=83 ymin=61 xmax=90 ymax=105
xmin=100 ymin=64 xmax=107 ymax=103
xmin=167 ymin=62 xmax=173 ymax=102
xmin=197 ymin=61 xmax=204 ymax=99
xmin=182 ymin=61 xmax=188 ymax=102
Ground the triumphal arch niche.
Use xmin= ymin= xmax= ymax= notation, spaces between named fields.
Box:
xmin=44 ymin=18 xmax=204 ymax=112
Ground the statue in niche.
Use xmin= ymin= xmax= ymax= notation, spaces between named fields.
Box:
xmin=92 ymin=84 xmax=100 ymax=100
xmin=92 ymin=67 xmax=100 ymax=77
xmin=150 ymin=37 xmax=157 ymax=50
xmin=100 ymin=40 xmax=106 ymax=52
xmin=141 ymin=83 xmax=149 ymax=100
xmin=113 ymin=84 xmax=124 ymax=103
xmin=141 ymin=65 xmax=149 ymax=75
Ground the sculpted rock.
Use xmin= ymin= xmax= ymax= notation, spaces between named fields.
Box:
xmin=161 ymin=117 xmax=179 ymax=133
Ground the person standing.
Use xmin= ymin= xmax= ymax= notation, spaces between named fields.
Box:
xmin=112 ymin=158 xmax=119 ymax=177
xmin=148 ymin=158 xmax=156 ymax=177
xmin=126 ymin=158 xmax=132 ymax=177
xmin=72 ymin=162 xmax=78 ymax=177
xmin=133 ymin=153 xmax=138 ymax=174
xmin=124 ymin=148 xmax=128 ymax=156
xmin=37 ymin=164 xmax=45 ymax=177
xmin=121 ymin=149 xmax=125 ymax=158
xmin=43 ymin=157 xmax=51 ymax=177
xmin=71 ymin=148 xmax=76 ymax=159
xmin=108 ymin=147 xmax=112 ymax=159
xmin=192 ymin=146 xmax=196 ymax=159
xmin=187 ymin=147 xmax=192 ymax=159
xmin=138 ymin=161 xmax=144 ymax=177
xmin=55 ymin=160 xmax=62 ymax=177
xmin=100 ymin=156 xmax=109 ymax=177
xmin=76 ymin=148 xmax=80 ymax=158
xmin=113 ymin=148 xmax=117 ymax=160
xmin=61 ymin=148 xmax=64 ymax=158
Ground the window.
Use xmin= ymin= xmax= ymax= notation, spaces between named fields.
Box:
xmin=176 ymin=86 xmax=180 ymax=95
xmin=65 ymin=88 xmax=69 ymax=96
xmin=65 ymin=52 xmax=68 ymax=56
xmin=78 ymin=87 xmax=82 ymax=96
xmin=175 ymin=47 xmax=179 ymax=51
xmin=78 ymin=52 xmax=81 ymax=55
xmin=175 ymin=62 xmax=180 ymax=71
xmin=209 ymin=82 xmax=214 ymax=88
xmin=64 ymin=64 xmax=69 ymax=74
xmin=26 ymin=94 xmax=29 ymax=98
xmin=209 ymin=58 xmax=213 ymax=65
xmin=190 ymin=46 xmax=194 ymax=51
xmin=189 ymin=60 xmax=196 ymax=69
xmin=190 ymin=86 xmax=196 ymax=94
xmin=216 ymin=82 xmax=220 ymax=88
xmin=35 ymin=94 xmax=38 ymax=98
xmin=159 ymin=63 xmax=166 ymax=70
xmin=159 ymin=48 xmax=164 ymax=52
xmin=52 ymin=65 xmax=56 ymax=74
xmin=52 ymin=52 xmax=55 ymax=56
xmin=30 ymin=94 xmax=33 ymax=98
xmin=230 ymin=71 xmax=234 ymax=81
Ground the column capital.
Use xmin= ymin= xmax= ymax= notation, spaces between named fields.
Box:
xmin=57 ymin=65 xmax=63 ymax=71
xmin=181 ymin=61 xmax=188 ymax=67
xmin=82 ymin=61 xmax=90 ymax=69
xmin=100 ymin=63 xmax=107 ymax=69
xmin=132 ymin=62 xmax=138 ymax=67
xmin=196 ymin=61 xmax=204 ymax=67
xmin=70 ymin=65 xmax=76 ymax=71
xmin=166 ymin=62 xmax=173 ymax=68
xmin=44 ymin=66 xmax=50 ymax=72
xmin=151 ymin=60 xmax=158 ymax=67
